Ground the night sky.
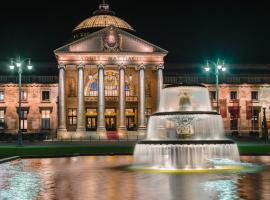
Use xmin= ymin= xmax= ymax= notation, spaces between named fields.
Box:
xmin=0 ymin=1 xmax=270 ymax=74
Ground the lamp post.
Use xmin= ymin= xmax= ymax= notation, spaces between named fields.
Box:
xmin=204 ymin=59 xmax=226 ymax=114
xmin=9 ymin=57 xmax=33 ymax=146
xmin=262 ymin=106 xmax=268 ymax=142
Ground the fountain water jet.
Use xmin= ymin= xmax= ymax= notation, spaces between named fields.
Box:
xmin=134 ymin=84 xmax=240 ymax=170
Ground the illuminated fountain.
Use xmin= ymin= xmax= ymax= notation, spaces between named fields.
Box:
xmin=134 ymin=84 xmax=240 ymax=170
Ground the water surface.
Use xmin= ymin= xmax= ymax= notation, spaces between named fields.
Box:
xmin=0 ymin=156 xmax=270 ymax=200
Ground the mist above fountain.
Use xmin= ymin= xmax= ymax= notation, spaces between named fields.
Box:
xmin=134 ymin=84 xmax=240 ymax=170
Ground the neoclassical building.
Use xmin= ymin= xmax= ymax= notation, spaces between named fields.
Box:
xmin=54 ymin=2 xmax=167 ymax=138
xmin=0 ymin=2 xmax=269 ymax=139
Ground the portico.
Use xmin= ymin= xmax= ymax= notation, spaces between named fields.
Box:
xmin=54 ymin=2 xmax=167 ymax=139
xmin=55 ymin=53 xmax=166 ymax=138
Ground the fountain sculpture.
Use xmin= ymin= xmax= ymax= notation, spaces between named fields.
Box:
xmin=134 ymin=84 xmax=240 ymax=169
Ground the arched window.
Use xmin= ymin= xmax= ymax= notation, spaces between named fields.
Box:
xmin=86 ymin=70 xmax=135 ymax=97
xmin=91 ymin=82 xmax=97 ymax=91
xmin=89 ymin=79 xmax=98 ymax=96
xmin=105 ymin=71 xmax=118 ymax=96
xmin=125 ymin=83 xmax=130 ymax=97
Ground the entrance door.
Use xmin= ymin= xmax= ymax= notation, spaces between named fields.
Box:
xmin=126 ymin=116 xmax=136 ymax=131
xmin=126 ymin=109 xmax=136 ymax=131
xmin=105 ymin=117 xmax=116 ymax=131
xmin=86 ymin=117 xmax=97 ymax=131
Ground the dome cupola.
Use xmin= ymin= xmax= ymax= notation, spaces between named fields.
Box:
xmin=73 ymin=0 xmax=135 ymax=39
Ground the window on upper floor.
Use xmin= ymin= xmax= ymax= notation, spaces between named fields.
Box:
xmin=42 ymin=91 xmax=50 ymax=102
xmin=230 ymin=91 xmax=237 ymax=100
xmin=251 ymin=91 xmax=258 ymax=101
xmin=0 ymin=91 xmax=4 ymax=101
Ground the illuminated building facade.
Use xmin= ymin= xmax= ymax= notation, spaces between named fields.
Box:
xmin=0 ymin=76 xmax=58 ymax=135
xmin=54 ymin=1 xmax=167 ymax=138
xmin=0 ymin=2 xmax=269 ymax=139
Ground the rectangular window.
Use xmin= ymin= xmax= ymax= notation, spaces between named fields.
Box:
xmin=230 ymin=91 xmax=237 ymax=100
xmin=0 ymin=110 xmax=5 ymax=130
xmin=0 ymin=91 xmax=4 ymax=101
xmin=230 ymin=107 xmax=239 ymax=131
xmin=21 ymin=91 xmax=27 ymax=101
xmin=68 ymin=109 xmax=77 ymax=125
xmin=42 ymin=91 xmax=50 ymax=102
xmin=230 ymin=118 xmax=238 ymax=130
xmin=251 ymin=109 xmax=259 ymax=130
xmin=41 ymin=110 xmax=50 ymax=129
xmin=20 ymin=110 xmax=28 ymax=131
xmin=251 ymin=91 xmax=258 ymax=101
xmin=209 ymin=91 xmax=216 ymax=100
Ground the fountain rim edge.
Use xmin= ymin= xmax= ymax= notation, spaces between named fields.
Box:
xmin=152 ymin=111 xmax=219 ymax=116
xmin=164 ymin=84 xmax=207 ymax=88
xmin=137 ymin=139 xmax=237 ymax=145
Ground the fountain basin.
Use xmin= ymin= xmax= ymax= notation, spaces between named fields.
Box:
xmin=133 ymin=84 xmax=241 ymax=170
xmin=134 ymin=141 xmax=240 ymax=170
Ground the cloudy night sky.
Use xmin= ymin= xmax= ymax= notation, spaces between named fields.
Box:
xmin=0 ymin=0 xmax=269 ymax=74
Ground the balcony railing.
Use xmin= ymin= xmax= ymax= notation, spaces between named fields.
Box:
xmin=0 ymin=76 xmax=58 ymax=84
xmin=85 ymin=96 xmax=138 ymax=102
xmin=164 ymin=75 xmax=270 ymax=84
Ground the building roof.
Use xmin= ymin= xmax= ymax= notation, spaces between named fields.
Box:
xmin=73 ymin=15 xmax=135 ymax=32
xmin=72 ymin=1 xmax=134 ymax=39
xmin=163 ymin=63 xmax=270 ymax=75
xmin=55 ymin=26 xmax=168 ymax=55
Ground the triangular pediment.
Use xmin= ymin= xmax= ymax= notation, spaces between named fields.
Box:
xmin=54 ymin=26 xmax=168 ymax=54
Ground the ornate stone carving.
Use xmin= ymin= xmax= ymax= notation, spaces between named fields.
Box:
xmin=77 ymin=63 xmax=84 ymax=69
xmin=155 ymin=64 xmax=164 ymax=70
xmin=136 ymin=64 xmax=146 ymax=71
xmin=169 ymin=116 xmax=195 ymax=139
xmin=58 ymin=64 xmax=66 ymax=70
xmin=119 ymin=63 xmax=126 ymax=70
xmin=102 ymin=27 xmax=121 ymax=52
xmin=97 ymin=64 xmax=104 ymax=70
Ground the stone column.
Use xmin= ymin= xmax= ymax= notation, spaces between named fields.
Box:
xmin=76 ymin=64 xmax=86 ymax=134
xmin=58 ymin=64 xmax=67 ymax=134
xmin=118 ymin=64 xmax=127 ymax=134
xmin=155 ymin=64 xmax=165 ymax=135
xmin=138 ymin=64 xmax=146 ymax=131
xmin=97 ymin=64 xmax=106 ymax=135
xmin=156 ymin=64 xmax=164 ymax=110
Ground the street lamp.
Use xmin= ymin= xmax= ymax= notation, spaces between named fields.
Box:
xmin=203 ymin=58 xmax=226 ymax=113
xmin=9 ymin=57 xmax=33 ymax=146
xmin=262 ymin=106 xmax=268 ymax=142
